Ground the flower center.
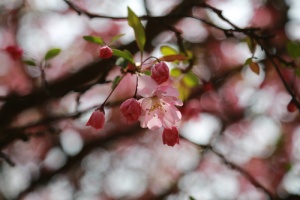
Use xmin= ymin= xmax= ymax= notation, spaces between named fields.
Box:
xmin=148 ymin=96 xmax=166 ymax=114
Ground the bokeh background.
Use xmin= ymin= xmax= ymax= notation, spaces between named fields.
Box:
xmin=0 ymin=0 xmax=300 ymax=199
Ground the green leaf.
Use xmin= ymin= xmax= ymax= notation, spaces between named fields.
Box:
xmin=127 ymin=7 xmax=146 ymax=53
xmin=244 ymin=57 xmax=252 ymax=66
xmin=45 ymin=48 xmax=61 ymax=61
xmin=83 ymin=36 xmax=105 ymax=45
xmin=112 ymin=49 xmax=134 ymax=63
xmin=23 ymin=59 xmax=36 ymax=66
xmin=110 ymin=34 xmax=125 ymax=44
xmin=245 ymin=37 xmax=256 ymax=54
xmin=183 ymin=71 xmax=199 ymax=87
xmin=170 ymin=68 xmax=182 ymax=78
xmin=189 ymin=197 xmax=196 ymax=200
xmin=160 ymin=45 xmax=178 ymax=56
xmin=144 ymin=70 xmax=151 ymax=76
xmin=112 ymin=76 xmax=122 ymax=89
xmin=287 ymin=41 xmax=300 ymax=58
xmin=178 ymin=83 xmax=190 ymax=101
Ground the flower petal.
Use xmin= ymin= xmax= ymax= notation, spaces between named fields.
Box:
xmin=137 ymin=75 xmax=157 ymax=97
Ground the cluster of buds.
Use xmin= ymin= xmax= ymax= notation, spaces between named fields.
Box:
xmin=86 ymin=62 xmax=182 ymax=147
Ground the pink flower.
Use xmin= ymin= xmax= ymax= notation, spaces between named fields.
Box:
xmin=287 ymin=99 xmax=297 ymax=112
xmin=138 ymin=75 xmax=182 ymax=130
xmin=5 ymin=45 xmax=23 ymax=60
xmin=162 ymin=127 xmax=179 ymax=147
xmin=151 ymin=62 xmax=169 ymax=84
xmin=120 ymin=98 xmax=142 ymax=122
xmin=86 ymin=110 xmax=105 ymax=130
xmin=99 ymin=46 xmax=113 ymax=59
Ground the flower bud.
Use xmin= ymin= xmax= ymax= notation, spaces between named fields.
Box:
xmin=120 ymin=98 xmax=142 ymax=122
xmin=5 ymin=45 xmax=23 ymax=60
xmin=99 ymin=46 xmax=113 ymax=59
xmin=287 ymin=99 xmax=297 ymax=113
xmin=86 ymin=110 xmax=105 ymax=130
xmin=151 ymin=62 xmax=169 ymax=84
xmin=162 ymin=127 xmax=179 ymax=147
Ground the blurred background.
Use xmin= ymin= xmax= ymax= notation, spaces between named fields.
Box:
xmin=0 ymin=0 xmax=300 ymax=199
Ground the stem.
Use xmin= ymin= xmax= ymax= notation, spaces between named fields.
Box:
xmin=134 ymin=75 xmax=138 ymax=98
xmin=100 ymin=74 xmax=125 ymax=110
xmin=141 ymin=56 xmax=160 ymax=66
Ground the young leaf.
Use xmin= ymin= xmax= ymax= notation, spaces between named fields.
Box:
xmin=183 ymin=71 xmax=199 ymax=87
xmin=83 ymin=36 xmax=105 ymax=45
xmin=110 ymin=34 xmax=125 ymax=44
xmin=244 ymin=57 xmax=252 ymax=65
xmin=160 ymin=45 xmax=178 ymax=56
xmin=112 ymin=76 xmax=122 ymax=89
xmin=127 ymin=7 xmax=146 ymax=53
xmin=45 ymin=48 xmax=61 ymax=61
xmin=287 ymin=41 xmax=300 ymax=58
xmin=158 ymin=54 xmax=188 ymax=62
xmin=249 ymin=60 xmax=260 ymax=75
xmin=112 ymin=49 xmax=134 ymax=63
xmin=170 ymin=68 xmax=182 ymax=78
xmin=23 ymin=60 xmax=36 ymax=66
xmin=245 ymin=37 xmax=256 ymax=54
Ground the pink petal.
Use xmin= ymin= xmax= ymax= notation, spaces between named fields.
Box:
xmin=137 ymin=75 xmax=157 ymax=97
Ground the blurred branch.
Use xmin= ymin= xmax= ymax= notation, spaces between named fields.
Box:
xmin=0 ymin=58 xmax=114 ymax=130
xmin=0 ymin=151 xmax=15 ymax=167
xmin=16 ymin=124 xmax=141 ymax=200
xmin=204 ymin=145 xmax=278 ymax=200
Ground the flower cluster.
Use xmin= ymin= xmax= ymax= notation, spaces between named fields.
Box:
xmin=86 ymin=62 xmax=182 ymax=147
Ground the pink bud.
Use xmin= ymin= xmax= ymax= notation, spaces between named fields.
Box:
xmin=5 ymin=45 xmax=23 ymax=60
xmin=99 ymin=46 xmax=113 ymax=59
xmin=162 ymin=127 xmax=179 ymax=147
xmin=120 ymin=98 xmax=142 ymax=122
xmin=86 ymin=110 xmax=105 ymax=130
xmin=151 ymin=62 xmax=169 ymax=84
xmin=287 ymin=99 xmax=297 ymax=113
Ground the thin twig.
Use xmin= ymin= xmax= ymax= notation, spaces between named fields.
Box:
xmin=205 ymin=145 xmax=278 ymax=200
xmin=0 ymin=151 xmax=15 ymax=166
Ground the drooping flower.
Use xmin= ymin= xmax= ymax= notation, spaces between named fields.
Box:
xmin=120 ymin=98 xmax=142 ymax=122
xmin=138 ymin=75 xmax=182 ymax=130
xmin=162 ymin=127 xmax=179 ymax=147
xmin=99 ymin=46 xmax=113 ymax=59
xmin=86 ymin=109 xmax=105 ymax=130
xmin=151 ymin=62 xmax=169 ymax=84
xmin=5 ymin=45 xmax=23 ymax=60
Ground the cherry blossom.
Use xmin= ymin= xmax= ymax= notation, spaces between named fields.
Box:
xmin=162 ymin=127 xmax=179 ymax=146
xmin=137 ymin=75 xmax=182 ymax=130
xmin=151 ymin=62 xmax=169 ymax=84
xmin=120 ymin=98 xmax=142 ymax=122
xmin=99 ymin=46 xmax=113 ymax=59
xmin=86 ymin=110 xmax=105 ymax=130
